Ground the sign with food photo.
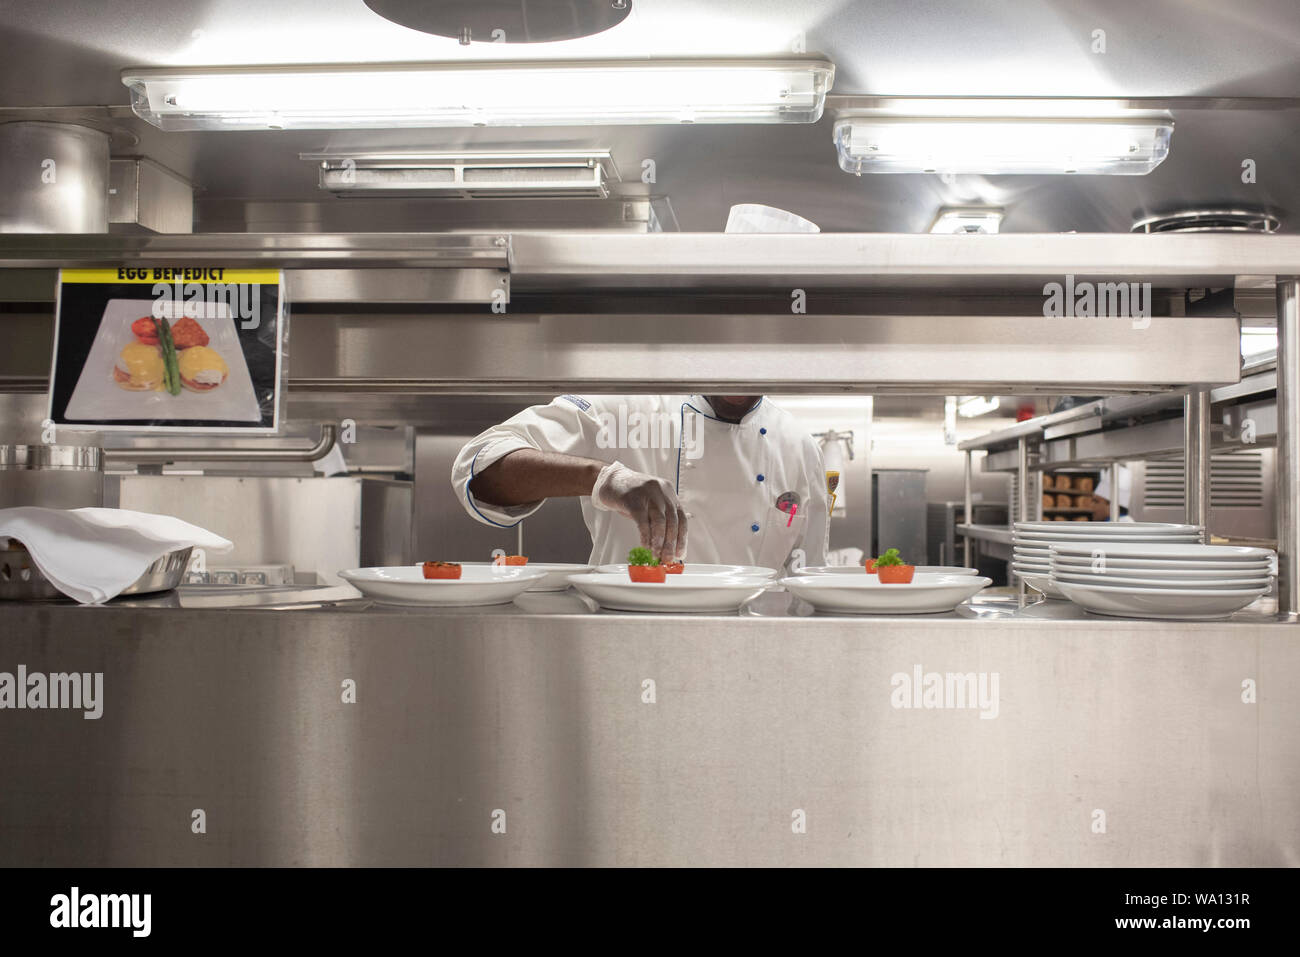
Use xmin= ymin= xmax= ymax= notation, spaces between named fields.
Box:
xmin=47 ymin=268 xmax=285 ymax=432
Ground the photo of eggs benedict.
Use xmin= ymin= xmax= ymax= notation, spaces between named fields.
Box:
xmin=113 ymin=342 xmax=165 ymax=391
xmin=176 ymin=345 xmax=229 ymax=392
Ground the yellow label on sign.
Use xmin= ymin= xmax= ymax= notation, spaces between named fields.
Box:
xmin=61 ymin=268 xmax=280 ymax=284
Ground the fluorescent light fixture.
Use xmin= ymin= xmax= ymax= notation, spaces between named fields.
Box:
xmin=833 ymin=114 xmax=1173 ymax=175
xmin=929 ymin=207 xmax=1004 ymax=234
xmin=957 ymin=395 xmax=1001 ymax=417
xmin=121 ymin=58 xmax=835 ymax=131
xmin=301 ymin=150 xmax=617 ymax=198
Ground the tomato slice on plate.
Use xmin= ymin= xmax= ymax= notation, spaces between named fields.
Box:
xmin=422 ymin=562 xmax=462 ymax=580
xmin=131 ymin=316 xmax=160 ymax=344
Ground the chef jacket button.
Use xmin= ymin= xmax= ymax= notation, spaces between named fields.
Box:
xmin=756 ymin=473 xmax=765 ymax=482
xmin=759 ymin=428 xmax=767 ymax=435
xmin=684 ymin=511 xmax=693 ymax=519
xmin=751 ymin=523 xmax=760 ymax=532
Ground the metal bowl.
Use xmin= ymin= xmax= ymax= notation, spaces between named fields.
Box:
xmin=0 ymin=543 xmax=193 ymax=601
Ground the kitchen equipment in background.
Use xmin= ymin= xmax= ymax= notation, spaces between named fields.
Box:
xmin=0 ymin=506 xmax=231 ymax=603
xmin=567 ymin=572 xmax=769 ymax=614
xmin=1 ymin=542 xmax=192 ymax=600
xmin=0 ymin=122 xmax=109 ymax=233
xmin=0 ymin=445 xmax=104 ymax=510
xmin=872 ymin=469 xmax=927 ymax=563
xmin=929 ymin=500 xmax=1009 ymax=574
xmin=825 ymin=470 xmax=841 ymax=513
xmin=815 ymin=426 xmax=853 ymax=514
xmin=306 ymin=149 xmax=618 ymax=199
xmin=781 ymin=572 xmax=990 ymax=615
xmin=114 ymin=474 xmax=412 ymax=585
xmin=340 ymin=564 xmax=546 ymax=606
xmin=363 ymin=0 xmax=633 ymax=44
xmin=109 ymin=157 xmax=194 ymax=233
xmin=1012 ymin=521 xmax=1203 ymax=599
xmin=185 ymin=562 xmax=295 ymax=586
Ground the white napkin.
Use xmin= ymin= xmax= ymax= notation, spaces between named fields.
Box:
xmin=0 ymin=507 xmax=232 ymax=604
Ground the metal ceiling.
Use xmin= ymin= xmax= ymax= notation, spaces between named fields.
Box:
xmin=0 ymin=0 xmax=1298 ymax=232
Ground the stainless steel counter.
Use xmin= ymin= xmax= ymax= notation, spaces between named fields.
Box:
xmin=1 ymin=587 xmax=1295 ymax=866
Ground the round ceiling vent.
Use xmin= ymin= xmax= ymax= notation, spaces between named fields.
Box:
xmin=364 ymin=0 xmax=632 ymax=44
xmin=1131 ymin=209 xmax=1280 ymax=233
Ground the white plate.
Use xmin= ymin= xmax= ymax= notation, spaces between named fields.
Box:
xmin=594 ymin=562 xmax=778 ymax=579
xmin=1013 ymin=549 xmax=1053 ymax=562
xmin=1013 ymin=570 xmax=1068 ymax=599
xmin=568 ymin=572 xmax=769 ymax=613
xmin=1051 ymin=563 xmax=1270 ymax=583
xmin=64 ymin=298 xmax=262 ymax=423
xmin=339 ymin=565 xmax=547 ymax=606
xmin=799 ymin=565 xmax=979 ymax=576
xmin=1052 ymin=571 xmax=1271 ymax=590
xmin=1050 ymin=555 xmax=1272 ymax=572
xmin=1014 ymin=534 xmax=1201 ymax=546
xmin=780 ymin=573 xmax=990 ymax=614
xmin=1053 ymin=579 xmax=1267 ymax=620
xmin=1048 ymin=543 xmax=1275 ymax=561
xmin=1015 ymin=521 xmax=1201 ymax=535
xmin=460 ymin=561 xmax=593 ymax=591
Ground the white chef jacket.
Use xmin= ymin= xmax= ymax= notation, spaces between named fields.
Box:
xmin=450 ymin=394 xmax=830 ymax=570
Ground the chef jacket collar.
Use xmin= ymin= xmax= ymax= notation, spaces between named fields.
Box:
xmin=690 ymin=394 xmax=765 ymax=425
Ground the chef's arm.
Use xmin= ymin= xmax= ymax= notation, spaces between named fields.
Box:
xmin=469 ymin=449 xmax=605 ymax=506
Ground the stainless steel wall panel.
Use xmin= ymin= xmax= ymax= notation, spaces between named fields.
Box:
xmin=284 ymin=313 xmax=1242 ymax=393
xmin=0 ymin=601 xmax=1295 ymax=867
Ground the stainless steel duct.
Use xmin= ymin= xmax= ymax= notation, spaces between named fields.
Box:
xmin=0 ymin=122 xmax=109 ymax=233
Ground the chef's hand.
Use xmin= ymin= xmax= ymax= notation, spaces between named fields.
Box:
xmin=591 ymin=461 xmax=688 ymax=562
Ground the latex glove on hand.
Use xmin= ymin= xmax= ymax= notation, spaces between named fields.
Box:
xmin=591 ymin=460 xmax=688 ymax=563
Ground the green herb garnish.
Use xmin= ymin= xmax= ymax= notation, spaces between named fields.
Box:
xmin=875 ymin=547 xmax=905 ymax=568
xmin=627 ymin=547 xmax=660 ymax=567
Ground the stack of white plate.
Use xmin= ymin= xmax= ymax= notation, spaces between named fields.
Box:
xmin=1048 ymin=543 xmax=1275 ymax=620
xmin=1011 ymin=521 xmax=1201 ymax=599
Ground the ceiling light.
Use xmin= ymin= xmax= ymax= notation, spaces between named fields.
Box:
xmin=833 ymin=114 xmax=1172 ymax=175
xmin=929 ymin=208 xmax=1004 ymax=234
xmin=957 ymin=396 xmax=1001 ymax=417
xmin=121 ymin=58 xmax=835 ymax=131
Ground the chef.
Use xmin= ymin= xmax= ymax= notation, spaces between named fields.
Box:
xmin=1088 ymin=465 xmax=1135 ymax=522
xmin=450 ymin=394 xmax=830 ymax=570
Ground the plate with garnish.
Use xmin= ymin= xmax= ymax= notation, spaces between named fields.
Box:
xmin=339 ymin=564 xmax=546 ymax=606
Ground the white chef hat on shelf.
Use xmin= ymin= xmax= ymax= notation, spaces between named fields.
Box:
xmin=1095 ymin=464 xmax=1133 ymax=509
xmin=725 ymin=204 xmax=820 ymax=233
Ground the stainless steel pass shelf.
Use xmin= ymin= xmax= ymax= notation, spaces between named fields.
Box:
xmin=69 ymin=583 xmax=1282 ymax=624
